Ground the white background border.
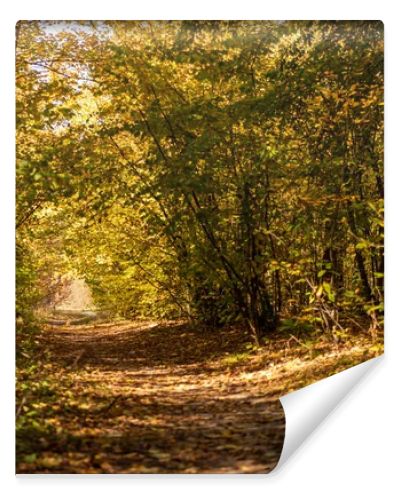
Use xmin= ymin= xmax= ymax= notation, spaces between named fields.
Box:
xmin=1 ymin=1 xmax=398 ymax=498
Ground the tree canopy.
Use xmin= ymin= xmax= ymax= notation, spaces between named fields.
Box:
xmin=16 ymin=20 xmax=384 ymax=343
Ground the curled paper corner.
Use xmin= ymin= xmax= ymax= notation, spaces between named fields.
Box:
xmin=274 ymin=355 xmax=383 ymax=471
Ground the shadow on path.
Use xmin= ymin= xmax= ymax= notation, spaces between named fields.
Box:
xmin=17 ymin=319 xmax=286 ymax=474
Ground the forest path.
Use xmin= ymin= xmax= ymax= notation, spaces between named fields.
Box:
xmin=17 ymin=318 xmax=377 ymax=474
xmin=19 ymin=319 xmax=286 ymax=473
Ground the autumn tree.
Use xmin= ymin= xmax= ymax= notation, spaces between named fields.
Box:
xmin=16 ymin=20 xmax=383 ymax=343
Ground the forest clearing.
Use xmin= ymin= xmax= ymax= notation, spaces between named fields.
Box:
xmin=16 ymin=21 xmax=383 ymax=473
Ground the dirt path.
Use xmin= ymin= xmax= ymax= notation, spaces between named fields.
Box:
xmin=17 ymin=319 xmax=378 ymax=474
xmin=17 ymin=321 xmax=287 ymax=473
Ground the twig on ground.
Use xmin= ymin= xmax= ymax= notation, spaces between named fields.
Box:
xmin=72 ymin=349 xmax=86 ymax=369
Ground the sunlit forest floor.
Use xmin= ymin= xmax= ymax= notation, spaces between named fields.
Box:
xmin=16 ymin=316 xmax=381 ymax=474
